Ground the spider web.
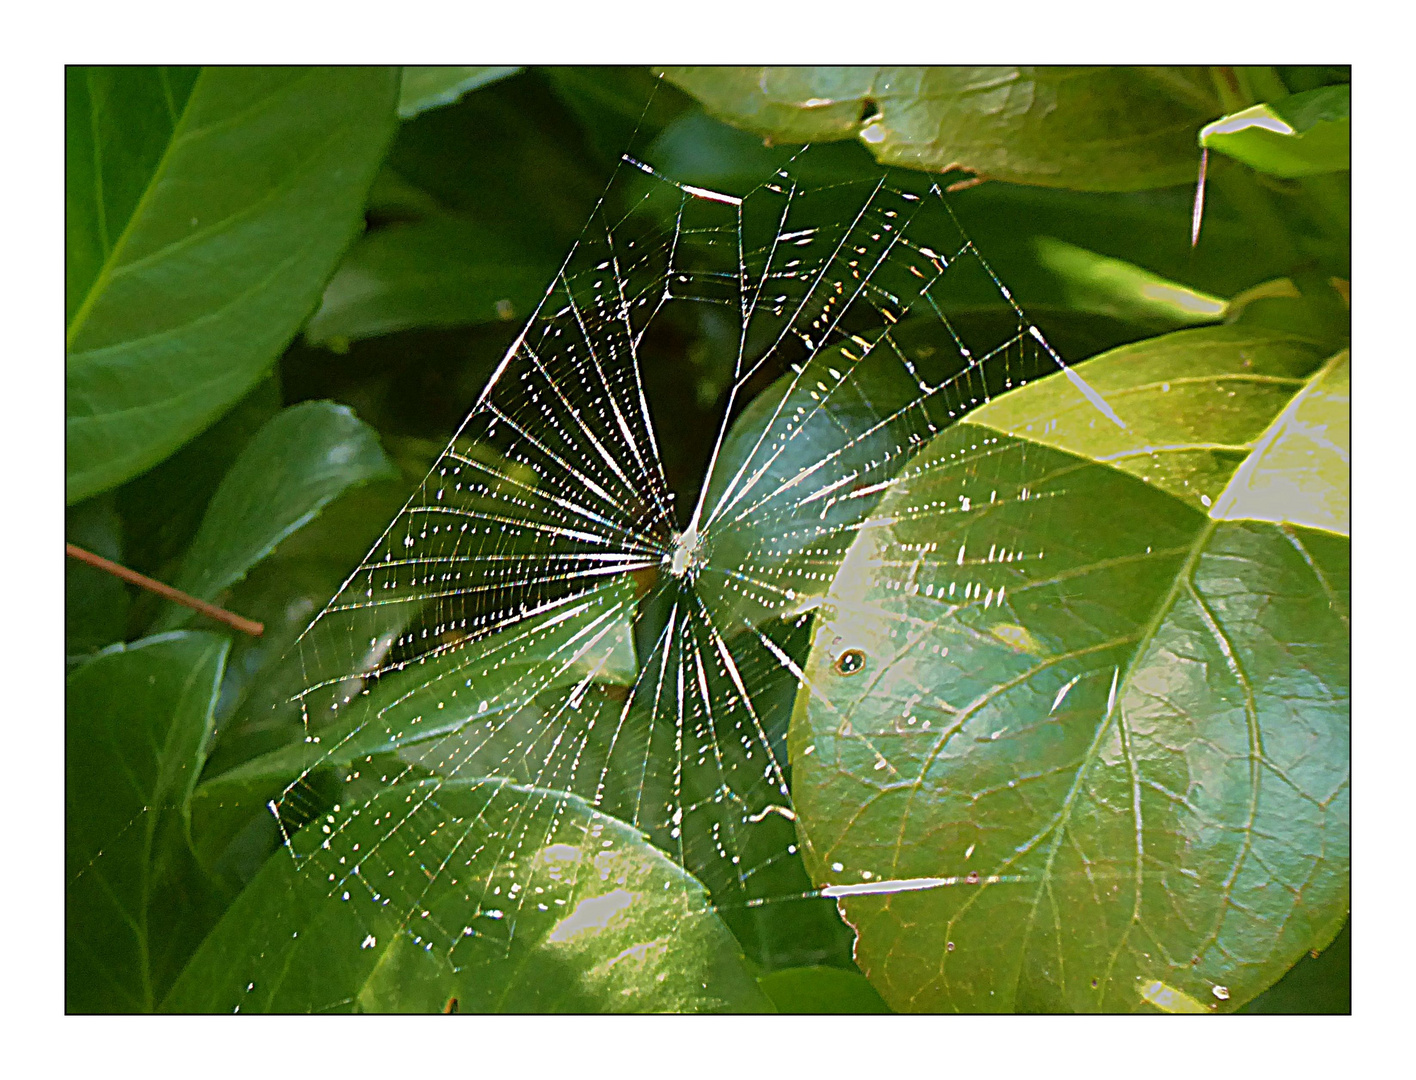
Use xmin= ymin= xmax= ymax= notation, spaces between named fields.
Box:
xmin=270 ymin=137 xmax=1120 ymax=981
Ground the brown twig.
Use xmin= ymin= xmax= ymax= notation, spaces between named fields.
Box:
xmin=66 ymin=543 xmax=264 ymax=638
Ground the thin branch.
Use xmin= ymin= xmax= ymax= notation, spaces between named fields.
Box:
xmin=66 ymin=543 xmax=264 ymax=638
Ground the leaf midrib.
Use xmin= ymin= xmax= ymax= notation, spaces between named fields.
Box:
xmin=67 ymin=68 xmax=206 ymax=350
xmin=67 ymin=69 xmax=319 ymax=353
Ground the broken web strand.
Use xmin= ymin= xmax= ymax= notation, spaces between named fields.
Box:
xmin=263 ymin=139 xmax=1127 ymax=987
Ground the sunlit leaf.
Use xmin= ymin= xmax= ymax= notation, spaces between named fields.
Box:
xmin=165 ymin=781 xmax=771 ymax=1013
xmin=1210 ymin=349 xmax=1349 ymax=535
xmin=1201 ymin=85 xmax=1350 ymax=178
xmin=1031 ymin=237 xmax=1226 ymax=329
xmin=967 ymin=324 xmax=1333 ymax=513
xmin=789 ymin=328 xmax=1349 ymax=1012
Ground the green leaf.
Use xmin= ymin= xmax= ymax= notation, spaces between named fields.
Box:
xmin=1211 ymin=349 xmax=1349 ymax=535
xmin=398 ymin=66 xmax=522 ymax=119
xmin=67 ymin=631 xmax=232 ymax=1012
xmin=542 ymin=66 xmax=694 ymax=165
xmin=308 ymin=72 xmax=607 ymax=347
xmin=631 ymin=106 xmax=1345 ymax=371
xmin=757 ymin=965 xmax=892 ymax=1013
xmin=66 ymin=66 xmax=400 ymax=504
xmin=198 ymin=441 xmax=437 ymax=775
xmin=165 ymin=780 xmax=771 ymax=1012
xmin=1031 ymin=237 xmax=1226 ymax=329
xmin=1201 ymin=85 xmax=1350 ymax=178
xmin=699 ymin=324 xmax=925 ymax=631
xmin=157 ymin=401 xmax=395 ymax=631
xmin=188 ymin=567 xmax=643 ymax=909
xmin=116 ymin=375 xmax=282 ymax=582
xmin=965 ymin=324 xmax=1333 ymax=514
xmin=66 ymin=495 xmax=130 ymax=657
xmin=1240 ymin=918 xmax=1349 ymax=1013
xmin=197 ymin=575 xmax=640 ymax=797
xmin=788 ymin=328 xmax=1349 ymax=1012
xmin=659 ymin=67 xmax=1221 ymax=192
xmin=304 ymin=215 xmax=548 ymax=346
xmin=385 ymin=73 xmax=603 ymax=255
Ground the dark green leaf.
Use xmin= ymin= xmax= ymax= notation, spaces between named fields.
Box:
xmin=165 ymin=780 xmax=771 ymax=1012
xmin=1201 ymin=86 xmax=1350 ymax=178
xmin=1277 ymin=67 xmax=1350 ymax=96
xmin=115 ymin=375 xmax=282 ymax=582
xmin=196 ymin=576 xmax=639 ymax=797
xmin=156 ymin=401 xmax=395 ymax=631
xmin=385 ymin=72 xmax=603 ymax=254
xmin=306 ymin=71 xmax=608 ymax=347
xmin=789 ymin=327 xmax=1349 ymax=1012
xmin=542 ymin=66 xmax=694 ymax=166
xmin=398 ymin=67 xmax=521 ymax=119
xmin=659 ymin=67 xmax=1221 ymax=191
xmin=1240 ymin=919 xmax=1349 ymax=1013
xmin=66 ymin=495 xmax=130 ymax=657
xmin=67 ymin=632 xmax=231 ymax=1012
xmin=758 ymin=965 xmax=892 ymax=1013
xmin=305 ymin=215 xmax=548 ymax=346
xmin=66 ymin=66 xmax=399 ymax=503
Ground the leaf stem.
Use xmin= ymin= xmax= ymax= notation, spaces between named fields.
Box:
xmin=66 ymin=542 xmax=264 ymax=637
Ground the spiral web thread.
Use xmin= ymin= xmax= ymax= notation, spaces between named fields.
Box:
xmin=270 ymin=143 xmax=1120 ymax=971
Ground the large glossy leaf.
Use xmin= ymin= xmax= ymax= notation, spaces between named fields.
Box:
xmin=164 ymin=780 xmax=771 ymax=1012
xmin=659 ymin=67 xmax=1220 ymax=192
xmin=67 ymin=632 xmax=231 ymax=1012
xmin=967 ymin=325 xmax=1339 ymax=514
xmin=788 ymin=325 xmax=1349 ymax=1012
xmin=66 ymin=67 xmax=399 ymax=503
xmin=1201 ymin=85 xmax=1350 ymax=178
xmin=156 ymin=401 xmax=394 ymax=631
xmin=398 ymin=66 xmax=521 ymax=119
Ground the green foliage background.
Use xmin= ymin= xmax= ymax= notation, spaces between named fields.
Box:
xmin=65 ymin=65 xmax=1349 ymax=1014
